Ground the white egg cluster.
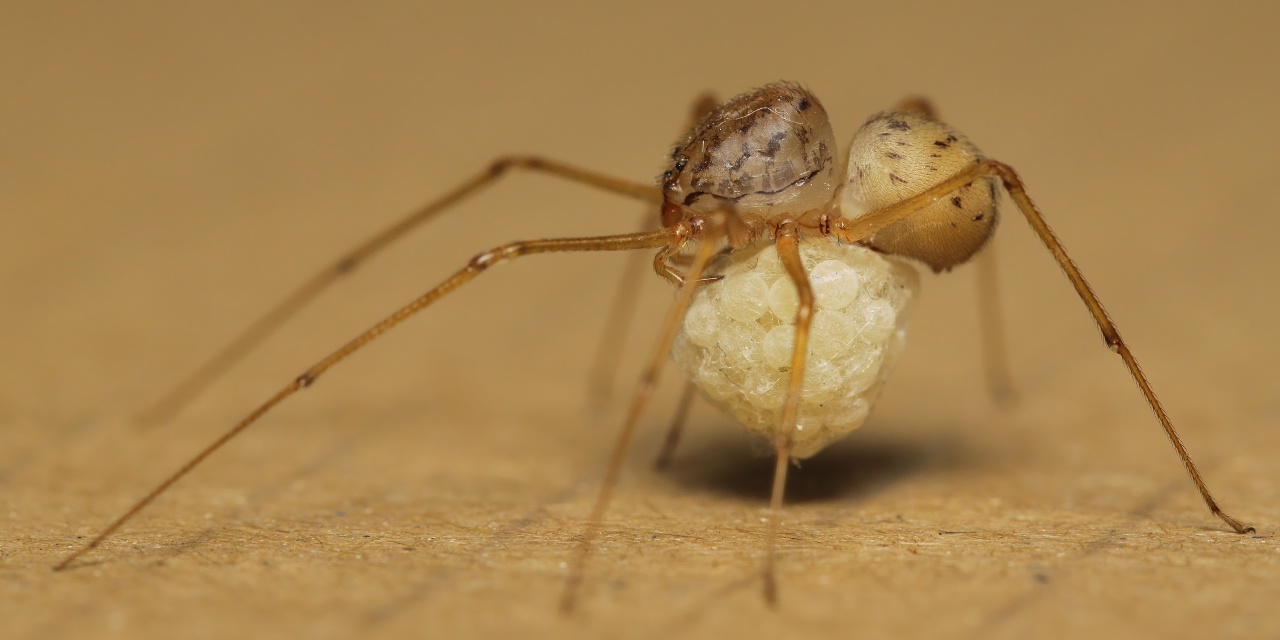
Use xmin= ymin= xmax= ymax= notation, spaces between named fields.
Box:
xmin=671 ymin=239 xmax=920 ymax=459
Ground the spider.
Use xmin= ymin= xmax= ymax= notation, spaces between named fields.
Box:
xmin=53 ymin=82 xmax=1253 ymax=612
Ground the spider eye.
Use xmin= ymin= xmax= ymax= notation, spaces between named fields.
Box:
xmin=662 ymin=170 xmax=673 ymax=181
xmin=674 ymin=156 xmax=688 ymax=171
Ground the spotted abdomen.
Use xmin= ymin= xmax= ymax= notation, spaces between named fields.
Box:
xmin=840 ymin=110 xmax=999 ymax=272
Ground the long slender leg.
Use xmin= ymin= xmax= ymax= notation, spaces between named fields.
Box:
xmin=584 ymin=93 xmax=720 ymax=409
xmin=585 ymin=222 xmax=653 ymax=413
xmin=988 ymin=160 xmax=1252 ymax=533
xmin=830 ymin=159 xmax=1252 ymax=534
xmin=894 ymin=96 xmax=938 ymax=118
xmin=139 ymin=157 xmax=663 ymax=424
xmin=559 ymin=216 xmax=722 ymax=613
xmin=892 ymin=97 xmax=1015 ymax=402
xmin=762 ymin=222 xmax=814 ymax=607
xmin=652 ymin=381 xmax=698 ymax=470
xmin=975 ymin=242 xmax=1016 ymax=403
xmin=54 ymin=227 xmax=683 ymax=572
xmin=830 ymin=162 xmax=1009 ymax=244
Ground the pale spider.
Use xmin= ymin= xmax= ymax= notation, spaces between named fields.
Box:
xmin=54 ymin=82 xmax=1253 ymax=611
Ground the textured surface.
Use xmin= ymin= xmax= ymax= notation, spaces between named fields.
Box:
xmin=3 ymin=2 xmax=1280 ymax=639
xmin=673 ymin=240 xmax=918 ymax=458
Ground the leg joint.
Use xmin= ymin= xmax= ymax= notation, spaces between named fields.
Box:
xmin=489 ymin=155 xmax=542 ymax=176
xmin=469 ymin=244 xmax=521 ymax=271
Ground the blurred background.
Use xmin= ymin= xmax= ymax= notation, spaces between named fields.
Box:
xmin=2 ymin=2 xmax=1277 ymax=638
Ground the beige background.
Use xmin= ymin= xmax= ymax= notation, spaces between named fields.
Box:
xmin=2 ymin=2 xmax=1278 ymax=638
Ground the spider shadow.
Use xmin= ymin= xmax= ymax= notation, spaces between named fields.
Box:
xmin=657 ymin=420 xmax=979 ymax=505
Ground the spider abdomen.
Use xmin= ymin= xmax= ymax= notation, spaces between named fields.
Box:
xmin=841 ymin=110 xmax=999 ymax=272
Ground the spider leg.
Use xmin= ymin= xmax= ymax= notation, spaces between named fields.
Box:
xmin=990 ymin=160 xmax=1252 ymax=534
xmin=585 ymin=92 xmax=720 ymax=409
xmin=975 ymin=242 xmax=1016 ymax=404
xmin=560 ymin=215 xmax=722 ymax=613
xmin=585 ymin=230 xmax=653 ymax=413
xmin=652 ymin=381 xmax=698 ymax=470
xmin=893 ymin=96 xmax=938 ymax=118
xmin=54 ymin=226 xmax=682 ymax=573
xmin=140 ymin=157 xmax=662 ymax=424
xmin=761 ymin=221 xmax=815 ymax=607
xmin=830 ymin=159 xmax=1252 ymax=534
